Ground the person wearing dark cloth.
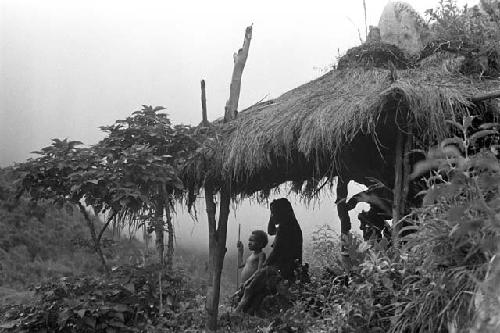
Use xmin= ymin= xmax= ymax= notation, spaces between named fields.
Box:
xmin=235 ymin=198 xmax=303 ymax=314
xmin=266 ymin=198 xmax=303 ymax=280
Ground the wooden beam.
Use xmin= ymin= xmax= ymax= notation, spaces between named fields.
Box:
xmin=471 ymin=90 xmax=500 ymax=103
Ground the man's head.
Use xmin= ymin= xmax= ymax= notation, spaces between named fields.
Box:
xmin=248 ymin=230 xmax=268 ymax=251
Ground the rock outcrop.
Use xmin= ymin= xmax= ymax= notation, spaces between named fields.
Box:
xmin=378 ymin=1 xmax=430 ymax=55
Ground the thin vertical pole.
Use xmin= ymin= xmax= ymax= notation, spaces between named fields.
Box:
xmin=401 ymin=126 xmax=413 ymax=218
xmin=236 ymin=224 xmax=241 ymax=289
xmin=392 ymin=129 xmax=404 ymax=240
xmin=201 ymin=80 xmax=208 ymax=126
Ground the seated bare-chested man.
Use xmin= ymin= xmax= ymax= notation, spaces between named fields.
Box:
xmin=237 ymin=230 xmax=268 ymax=285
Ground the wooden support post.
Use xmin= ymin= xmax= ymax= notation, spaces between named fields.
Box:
xmin=392 ymin=129 xmax=404 ymax=240
xmin=401 ymin=126 xmax=413 ymax=218
xmin=205 ymin=184 xmax=217 ymax=286
xmin=336 ymin=178 xmax=351 ymax=236
xmin=205 ymin=186 xmax=230 ymax=333
xmin=201 ymin=80 xmax=209 ymax=126
xmin=336 ymin=177 xmax=351 ymax=267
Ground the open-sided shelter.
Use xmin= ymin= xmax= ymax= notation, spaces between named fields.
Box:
xmin=183 ymin=43 xmax=500 ymax=238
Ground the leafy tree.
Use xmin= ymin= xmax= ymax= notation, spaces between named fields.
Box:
xmin=16 ymin=139 xmax=117 ymax=269
xmin=16 ymin=106 xmax=199 ymax=270
xmin=95 ymin=105 xmax=198 ymax=268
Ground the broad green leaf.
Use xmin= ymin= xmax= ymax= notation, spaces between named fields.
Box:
xmin=469 ymin=129 xmax=498 ymax=146
xmin=440 ymin=137 xmax=464 ymax=151
xmin=479 ymin=122 xmax=499 ymax=130
xmin=446 ymin=119 xmax=463 ymax=132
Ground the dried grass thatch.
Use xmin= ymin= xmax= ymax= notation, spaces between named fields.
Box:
xmin=337 ymin=42 xmax=414 ymax=70
xmin=182 ymin=47 xmax=500 ymax=203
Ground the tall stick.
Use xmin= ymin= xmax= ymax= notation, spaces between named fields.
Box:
xmin=363 ymin=0 xmax=368 ymax=41
xmin=401 ymin=126 xmax=413 ymax=216
xmin=392 ymin=129 xmax=404 ymax=241
xmin=159 ymin=272 xmax=163 ymax=315
xmin=201 ymin=80 xmax=209 ymax=126
xmin=236 ymin=224 xmax=241 ymax=289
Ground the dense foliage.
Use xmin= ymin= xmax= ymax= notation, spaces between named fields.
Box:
xmin=0 ymin=266 xmax=204 ymax=333
xmin=15 ymin=106 xmax=200 ymax=268
xmin=423 ymin=0 xmax=500 ymax=77
xmin=0 ymin=169 xmax=104 ymax=288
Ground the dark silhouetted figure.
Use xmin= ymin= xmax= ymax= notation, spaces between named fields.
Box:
xmin=266 ymin=198 xmax=303 ymax=280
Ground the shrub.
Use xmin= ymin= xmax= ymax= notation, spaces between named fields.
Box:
xmin=0 ymin=265 xmax=204 ymax=332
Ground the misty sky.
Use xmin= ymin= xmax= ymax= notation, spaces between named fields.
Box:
xmin=0 ymin=0 xmax=475 ymax=250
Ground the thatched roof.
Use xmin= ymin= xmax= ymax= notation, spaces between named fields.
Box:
xmin=183 ymin=48 xmax=500 ymax=203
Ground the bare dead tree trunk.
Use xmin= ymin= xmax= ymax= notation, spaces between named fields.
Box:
xmin=205 ymin=186 xmax=231 ymax=332
xmin=201 ymin=80 xmax=209 ymax=126
xmin=224 ymin=25 xmax=252 ymax=122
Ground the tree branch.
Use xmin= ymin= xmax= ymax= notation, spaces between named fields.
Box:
xmin=97 ymin=210 xmax=118 ymax=244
